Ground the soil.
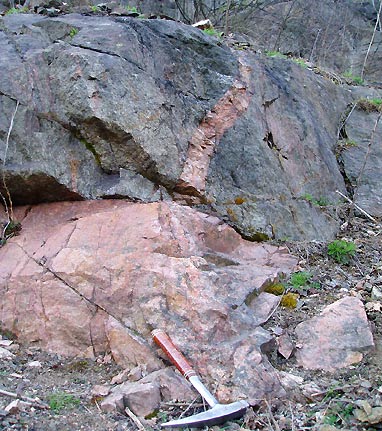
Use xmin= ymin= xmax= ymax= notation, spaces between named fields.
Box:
xmin=1 ymin=214 xmax=381 ymax=431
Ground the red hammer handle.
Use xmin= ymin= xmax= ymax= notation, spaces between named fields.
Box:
xmin=152 ymin=329 xmax=197 ymax=379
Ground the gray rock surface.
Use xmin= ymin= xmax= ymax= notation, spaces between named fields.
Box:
xmin=340 ymin=107 xmax=382 ymax=217
xmin=0 ymin=13 xmax=379 ymax=240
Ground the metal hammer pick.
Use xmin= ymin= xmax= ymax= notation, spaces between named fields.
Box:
xmin=152 ymin=329 xmax=249 ymax=428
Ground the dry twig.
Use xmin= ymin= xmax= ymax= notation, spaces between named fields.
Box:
xmin=335 ymin=190 xmax=378 ymax=224
xmin=265 ymin=399 xmax=281 ymax=431
xmin=361 ymin=0 xmax=382 ymax=79
xmin=125 ymin=406 xmax=146 ymax=431
xmin=0 ymin=388 xmax=49 ymax=409
xmin=1 ymin=100 xmax=19 ymax=224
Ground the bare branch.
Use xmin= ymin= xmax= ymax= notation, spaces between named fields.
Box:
xmin=2 ymin=100 xmax=19 ymax=223
xmin=335 ymin=190 xmax=378 ymax=224
xmin=0 ymin=388 xmax=49 ymax=410
xmin=361 ymin=0 xmax=382 ymax=79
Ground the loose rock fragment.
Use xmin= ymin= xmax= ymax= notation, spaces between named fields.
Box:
xmin=295 ymin=296 xmax=374 ymax=371
xmin=101 ymin=381 xmax=160 ymax=417
xmin=354 ymin=406 xmax=382 ymax=424
xmin=0 ymin=347 xmax=14 ymax=359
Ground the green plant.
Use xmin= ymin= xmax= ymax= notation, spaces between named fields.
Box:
xmin=125 ymin=5 xmax=138 ymax=13
xmin=357 ymin=98 xmax=382 ymax=113
xmin=69 ymin=28 xmax=79 ymax=38
xmin=344 ymin=139 xmax=357 ymax=147
xmin=323 ymin=402 xmax=354 ymax=427
xmin=327 ymin=239 xmax=356 ymax=264
xmin=202 ymin=28 xmax=223 ymax=38
xmin=343 ymin=70 xmax=364 ymax=85
xmin=5 ymin=7 xmax=28 ymax=14
xmin=289 ymin=271 xmax=312 ymax=289
xmin=301 ymin=193 xmax=330 ymax=206
xmin=265 ymin=50 xmax=287 ymax=59
xmin=292 ymin=58 xmax=308 ymax=68
xmin=157 ymin=411 xmax=169 ymax=422
xmin=48 ymin=392 xmax=80 ymax=412
xmin=90 ymin=5 xmax=100 ymax=12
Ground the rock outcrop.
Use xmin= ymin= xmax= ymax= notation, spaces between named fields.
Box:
xmin=2 ymin=13 xmax=380 ymax=241
xmin=340 ymin=103 xmax=382 ymax=216
xmin=0 ymin=200 xmax=297 ymax=403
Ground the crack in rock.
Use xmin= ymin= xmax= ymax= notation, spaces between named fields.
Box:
xmin=13 ymin=242 xmax=152 ymax=350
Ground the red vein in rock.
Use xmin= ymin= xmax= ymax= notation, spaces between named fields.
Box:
xmin=176 ymin=55 xmax=253 ymax=197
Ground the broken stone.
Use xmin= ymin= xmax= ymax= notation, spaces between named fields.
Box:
xmin=111 ymin=368 xmax=134 ymax=385
xmin=365 ymin=301 xmax=382 ymax=312
xmin=250 ymin=292 xmax=281 ymax=325
xmin=278 ymin=371 xmax=304 ymax=390
xmin=353 ymin=406 xmax=382 ymax=424
xmin=371 ymin=286 xmax=382 ymax=300
xmin=91 ymin=385 xmax=111 ymax=397
xmin=99 ymin=389 xmax=125 ymax=413
xmin=0 ymin=347 xmax=14 ymax=359
xmin=5 ymin=400 xmax=28 ymax=414
xmin=295 ymin=296 xmax=374 ymax=371
xmin=102 ymin=380 xmax=160 ymax=417
xmin=27 ymin=361 xmax=42 ymax=368
xmin=355 ymin=399 xmax=372 ymax=415
xmin=123 ymin=381 xmax=161 ymax=418
xmin=0 ymin=339 xmax=13 ymax=347
xmin=277 ymin=333 xmax=294 ymax=359
xmin=140 ymin=368 xmax=195 ymax=402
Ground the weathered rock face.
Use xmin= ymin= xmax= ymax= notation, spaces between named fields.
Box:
xmin=0 ymin=200 xmax=297 ymax=403
xmin=340 ymin=106 xmax=382 ymax=216
xmin=204 ymin=56 xmax=351 ymax=241
xmin=0 ymin=13 xmax=237 ymax=199
xmin=0 ymin=13 xmax=379 ymax=242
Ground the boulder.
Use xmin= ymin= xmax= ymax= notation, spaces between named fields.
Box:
xmin=0 ymin=200 xmax=297 ymax=403
xmin=1 ymin=13 xmax=377 ymax=240
xmin=295 ymin=296 xmax=374 ymax=371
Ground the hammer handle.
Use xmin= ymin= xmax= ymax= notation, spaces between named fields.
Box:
xmin=152 ymin=329 xmax=197 ymax=379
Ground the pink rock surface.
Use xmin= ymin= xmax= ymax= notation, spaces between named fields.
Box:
xmin=295 ymin=296 xmax=374 ymax=371
xmin=0 ymin=200 xmax=297 ymax=403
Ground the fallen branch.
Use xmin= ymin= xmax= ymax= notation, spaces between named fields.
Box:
xmin=335 ymin=190 xmax=378 ymax=224
xmin=125 ymin=406 xmax=146 ymax=431
xmin=0 ymin=388 xmax=49 ymax=410
xmin=1 ymin=100 xmax=19 ymax=224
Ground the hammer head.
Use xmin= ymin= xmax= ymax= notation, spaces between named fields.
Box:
xmin=161 ymin=400 xmax=249 ymax=428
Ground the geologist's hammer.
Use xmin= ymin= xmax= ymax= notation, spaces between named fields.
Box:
xmin=152 ymin=329 xmax=249 ymax=428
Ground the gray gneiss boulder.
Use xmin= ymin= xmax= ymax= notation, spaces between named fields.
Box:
xmin=0 ymin=13 xmax=237 ymax=203
xmin=0 ymin=13 xmax=378 ymax=240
